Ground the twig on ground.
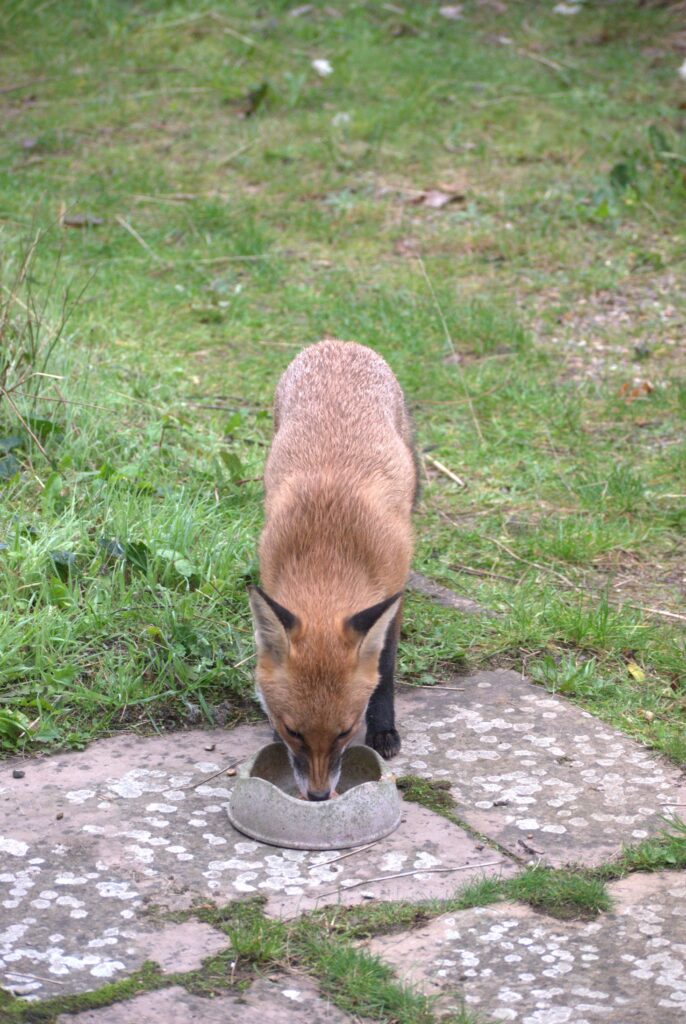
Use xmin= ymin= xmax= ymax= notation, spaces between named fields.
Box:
xmin=491 ymin=537 xmax=577 ymax=590
xmin=0 ymin=387 xmax=53 ymax=466
xmin=190 ymin=758 xmax=245 ymax=790
xmin=633 ymin=606 xmax=686 ymax=623
xmin=231 ymin=652 xmax=256 ymax=670
xmin=11 ymin=390 xmax=112 ymax=413
xmin=0 ymin=77 xmax=48 ymax=94
xmin=419 ymin=685 xmax=465 ymax=691
xmin=450 ymin=562 xmax=517 ymax=583
xmin=492 ymin=538 xmax=686 ymax=624
xmin=319 ymin=841 xmax=382 ymax=866
xmin=316 ymin=860 xmax=502 ymax=899
xmin=424 ymin=454 xmax=466 ymax=489
xmin=6 ymin=971 xmax=64 ymax=986
xmin=115 ymin=215 xmax=161 ymax=262
xmin=514 ymin=47 xmax=571 ymax=81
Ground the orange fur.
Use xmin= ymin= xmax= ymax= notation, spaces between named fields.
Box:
xmin=250 ymin=339 xmax=416 ymax=797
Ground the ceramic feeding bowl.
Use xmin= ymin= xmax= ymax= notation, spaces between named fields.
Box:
xmin=226 ymin=742 xmax=401 ymax=850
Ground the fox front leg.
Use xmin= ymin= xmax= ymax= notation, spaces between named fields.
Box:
xmin=365 ymin=606 xmax=401 ymax=758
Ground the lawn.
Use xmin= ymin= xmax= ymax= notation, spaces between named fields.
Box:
xmin=1 ymin=0 xmax=685 ymax=762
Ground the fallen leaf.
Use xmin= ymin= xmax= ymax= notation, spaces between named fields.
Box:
xmin=617 ymin=380 xmax=653 ymax=402
xmin=439 ymin=5 xmax=464 ymax=19
xmin=627 ymin=661 xmax=646 ymax=683
xmin=637 ymin=709 xmax=655 ymax=723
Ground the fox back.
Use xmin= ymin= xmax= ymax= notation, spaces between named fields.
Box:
xmin=249 ymin=339 xmax=416 ymax=799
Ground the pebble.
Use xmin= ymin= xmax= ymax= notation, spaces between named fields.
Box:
xmin=12 ymin=769 xmax=25 ymax=779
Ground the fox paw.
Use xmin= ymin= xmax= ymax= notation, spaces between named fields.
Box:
xmin=366 ymin=728 xmax=401 ymax=759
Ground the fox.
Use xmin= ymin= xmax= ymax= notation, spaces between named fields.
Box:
xmin=248 ymin=338 xmax=417 ymax=802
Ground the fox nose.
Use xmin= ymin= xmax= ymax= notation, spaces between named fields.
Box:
xmin=307 ymin=789 xmax=331 ymax=802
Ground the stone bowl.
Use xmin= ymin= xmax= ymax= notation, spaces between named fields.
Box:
xmin=226 ymin=743 xmax=401 ymax=850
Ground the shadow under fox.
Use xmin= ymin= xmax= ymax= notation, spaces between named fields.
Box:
xmin=249 ymin=339 xmax=417 ymax=801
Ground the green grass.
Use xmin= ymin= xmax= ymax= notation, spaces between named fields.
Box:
xmin=1 ymin=0 xmax=685 ymax=765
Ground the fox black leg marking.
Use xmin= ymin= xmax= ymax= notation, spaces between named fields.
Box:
xmin=365 ymin=606 xmax=401 ymax=758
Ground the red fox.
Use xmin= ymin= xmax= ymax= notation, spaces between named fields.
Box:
xmin=249 ymin=339 xmax=417 ymax=801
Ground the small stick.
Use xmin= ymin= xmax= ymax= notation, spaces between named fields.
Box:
xmin=491 ymin=537 xmax=577 ymax=590
xmin=631 ymin=606 xmax=686 ymax=623
xmin=190 ymin=758 xmax=244 ymax=790
xmin=12 ymin=391 xmax=112 ymax=413
xmin=659 ymin=801 xmax=686 ymax=807
xmin=450 ymin=562 xmax=517 ymax=583
xmin=231 ymin=652 xmax=256 ymax=670
xmin=317 ymin=860 xmax=502 ymax=898
xmin=317 ymin=840 xmax=382 ymax=867
xmin=419 ymin=685 xmax=465 ymax=691
xmin=0 ymin=77 xmax=48 ymax=94
xmin=514 ymin=47 xmax=570 ymax=79
xmin=115 ymin=215 xmax=161 ymax=262
xmin=6 ymin=971 xmax=65 ymax=986
xmin=0 ymin=388 xmax=52 ymax=464
xmin=424 ymin=454 xmax=465 ymax=488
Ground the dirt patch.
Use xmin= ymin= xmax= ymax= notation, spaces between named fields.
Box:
xmin=532 ymin=271 xmax=686 ymax=384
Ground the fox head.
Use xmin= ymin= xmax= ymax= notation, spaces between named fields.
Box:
xmin=248 ymin=585 xmax=401 ymax=801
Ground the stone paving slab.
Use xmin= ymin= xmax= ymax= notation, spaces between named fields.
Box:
xmin=1 ymin=719 xmax=512 ymax=999
xmin=368 ymin=870 xmax=686 ymax=1023
xmin=408 ymin=571 xmax=487 ymax=615
xmin=394 ymin=670 xmax=686 ymax=867
xmin=55 ymin=977 xmax=357 ymax=1023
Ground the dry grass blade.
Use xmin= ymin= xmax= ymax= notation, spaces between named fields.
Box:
xmin=415 ymin=257 xmax=484 ymax=443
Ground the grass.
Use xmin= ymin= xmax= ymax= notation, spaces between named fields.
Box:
xmin=1 ymin=0 xmax=685 ymax=758
xmin=1 ymin=6 xmax=685 ymax=1008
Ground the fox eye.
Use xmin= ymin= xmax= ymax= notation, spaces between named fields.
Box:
xmin=284 ymin=724 xmax=304 ymax=742
xmin=337 ymin=727 xmax=352 ymax=740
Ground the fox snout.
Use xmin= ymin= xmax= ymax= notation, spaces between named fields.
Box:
xmin=287 ymin=747 xmax=342 ymax=802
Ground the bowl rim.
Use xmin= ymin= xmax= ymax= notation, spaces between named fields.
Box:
xmin=226 ymin=742 xmax=402 ymax=849
xmin=238 ymin=741 xmax=396 ymax=803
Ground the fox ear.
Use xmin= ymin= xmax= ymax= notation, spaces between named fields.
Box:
xmin=248 ymin=586 xmax=299 ymax=661
xmin=345 ymin=592 xmax=402 ymax=664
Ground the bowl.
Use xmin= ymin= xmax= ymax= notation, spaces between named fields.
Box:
xmin=226 ymin=742 xmax=402 ymax=850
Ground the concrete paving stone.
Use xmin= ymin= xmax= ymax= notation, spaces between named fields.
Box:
xmin=408 ymin=571 xmax=487 ymax=614
xmin=0 ymin=720 xmax=512 ymax=999
xmin=55 ymin=977 xmax=357 ymax=1023
xmin=368 ymin=870 xmax=686 ymax=1024
xmin=394 ymin=670 xmax=686 ymax=867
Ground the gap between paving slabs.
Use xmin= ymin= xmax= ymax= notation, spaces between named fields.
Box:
xmin=0 ymin=709 xmax=513 ymax=1003
xmin=368 ymin=870 xmax=686 ymax=1024
xmin=2 ymin=669 xmax=684 ymax=1015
